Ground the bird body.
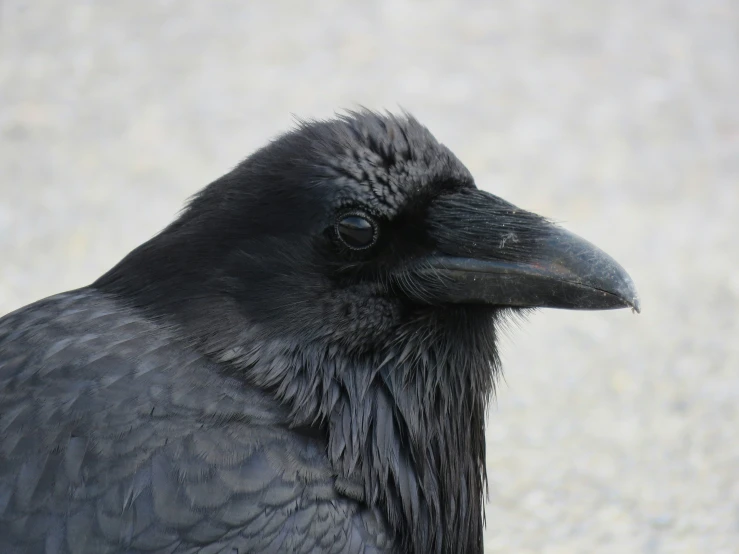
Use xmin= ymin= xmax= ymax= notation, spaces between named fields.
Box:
xmin=0 ymin=112 xmax=638 ymax=553
xmin=0 ymin=289 xmax=394 ymax=553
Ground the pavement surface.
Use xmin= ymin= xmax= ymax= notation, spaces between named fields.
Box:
xmin=1 ymin=1 xmax=738 ymax=552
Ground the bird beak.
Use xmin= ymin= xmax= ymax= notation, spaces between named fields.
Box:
xmin=410 ymin=189 xmax=640 ymax=312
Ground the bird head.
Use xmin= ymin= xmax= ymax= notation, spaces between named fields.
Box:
xmin=125 ymin=111 xmax=637 ymax=348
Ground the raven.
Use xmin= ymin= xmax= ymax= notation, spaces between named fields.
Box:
xmin=0 ymin=112 xmax=638 ymax=554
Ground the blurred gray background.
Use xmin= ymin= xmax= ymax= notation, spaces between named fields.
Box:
xmin=1 ymin=1 xmax=737 ymax=552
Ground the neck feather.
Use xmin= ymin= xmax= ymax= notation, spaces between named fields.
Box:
xmin=197 ymin=305 xmax=500 ymax=554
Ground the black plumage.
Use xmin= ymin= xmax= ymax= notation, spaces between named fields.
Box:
xmin=0 ymin=111 xmax=638 ymax=554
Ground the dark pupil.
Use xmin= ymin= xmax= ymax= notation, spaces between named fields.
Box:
xmin=338 ymin=216 xmax=374 ymax=248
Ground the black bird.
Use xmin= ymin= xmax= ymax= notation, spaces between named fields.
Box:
xmin=0 ymin=111 xmax=639 ymax=554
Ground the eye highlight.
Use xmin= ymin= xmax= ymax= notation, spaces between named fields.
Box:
xmin=336 ymin=212 xmax=378 ymax=250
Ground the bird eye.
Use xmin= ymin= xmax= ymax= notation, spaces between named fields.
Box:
xmin=336 ymin=213 xmax=378 ymax=250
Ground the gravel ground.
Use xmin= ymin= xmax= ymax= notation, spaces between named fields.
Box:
xmin=1 ymin=1 xmax=738 ymax=552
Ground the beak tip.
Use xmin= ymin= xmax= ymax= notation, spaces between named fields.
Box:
xmin=614 ymin=273 xmax=640 ymax=313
